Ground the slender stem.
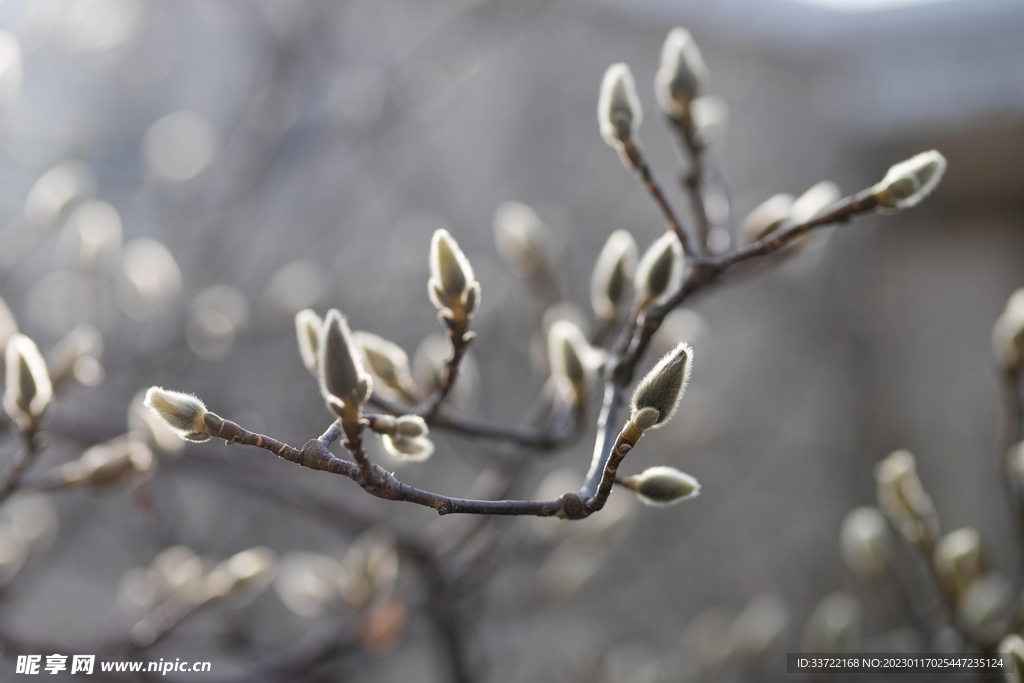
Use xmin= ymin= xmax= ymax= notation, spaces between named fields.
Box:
xmin=669 ymin=113 xmax=711 ymax=250
xmin=581 ymin=383 xmax=623 ymax=499
xmin=0 ymin=429 xmax=39 ymax=505
xmin=419 ymin=321 xmax=473 ymax=420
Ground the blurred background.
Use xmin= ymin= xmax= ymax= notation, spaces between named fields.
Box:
xmin=0 ymin=0 xmax=1022 ymax=680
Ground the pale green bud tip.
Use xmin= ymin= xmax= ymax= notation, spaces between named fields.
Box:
xmin=4 ymin=334 xmax=53 ymax=427
xmin=382 ymin=434 xmax=434 ymax=462
xmin=631 ymin=406 xmax=660 ymax=431
xmin=428 ymin=229 xmax=479 ymax=315
xmin=395 ymin=415 xmax=428 ymax=438
xmin=875 ymin=449 xmax=939 ymax=545
xmin=630 ymin=342 xmax=692 ymax=429
xmin=654 ymin=27 xmax=708 ymax=118
xmin=934 ymin=527 xmax=984 ymax=596
xmin=839 ymin=506 xmax=890 ymax=578
xmin=547 ymin=320 xmax=589 ymax=392
xmin=634 ymin=232 xmax=683 ymax=308
xmin=626 ymin=466 xmax=700 ymax=507
xmin=143 ymin=387 xmax=211 ymax=442
xmin=598 ymin=63 xmax=642 ymax=147
xmin=317 ymin=309 xmax=371 ymax=413
xmin=294 ymin=309 xmax=322 ymax=375
xmin=873 ymin=150 xmax=947 ymax=211
xmin=591 ymin=230 xmax=638 ymax=321
xmin=352 ymin=331 xmax=415 ymax=397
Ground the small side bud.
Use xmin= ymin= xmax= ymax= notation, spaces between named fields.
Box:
xmin=590 ymin=230 xmax=638 ymax=323
xmin=144 ymin=387 xmax=212 ymax=442
xmin=318 ymin=309 xmax=372 ymax=416
xmin=654 ymin=28 xmax=708 ymax=118
xmin=875 ymin=449 xmax=939 ymax=549
xmin=788 ymin=181 xmax=841 ymax=225
xmin=634 ymin=232 xmax=683 ymax=309
xmin=839 ymin=506 xmax=891 ymax=580
xmin=352 ymin=331 xmax=418 ymax=401
xmin=739 ymin=194 xmax=794 ymax=246
xmin=394 ymin=415 xmax=428 ymax=438
xmin=934 ymin=527 xmax=985 ymax=601
xmin=381 ymin=434 xmax=434 ymax=462
xmin=547 ymin=320 xmax=591 ymax=406
xmin=622 ymin=465 xmax=700 ymax=507
xmin=294 ymin=309 xmax=322 ymax=376
xmin=493 ymin=201 xmax=551 ymax=279
xmin=630 ymin=343 xmax=692 ymax=430
xmin=428 ymin=229 xmax=479 ymax=318
xmin=993 ymin=288 xmax=1024 ymax=372
xmin=598 ymin=63 xmax=642 ymax=147
xmin=3 ymin=335 xmax=53 ymax=431
xmin=871 ymin=150 xmax=947 ymax=212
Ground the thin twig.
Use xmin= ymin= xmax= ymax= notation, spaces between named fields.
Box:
xmin=669 ymin=113 xmax=711 ymax=250
xmin=0 ymin=429 xmax=39 ymax=506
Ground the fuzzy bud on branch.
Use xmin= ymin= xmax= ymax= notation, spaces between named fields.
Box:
xmin=634 ymin=232 xmax=683 ymax=309
xmin=839 ymin=506 xmax=891 ymax=580
xmin=547 ymin=320 xmax=592 ymax=407
xmin=318 ymin=310 xmax=372 ymax=418
xmin=294 ymin=309 xmax=322 ymax=376
xmin=654 ymin=28 xmax=708 ymax=119
xmin=3 ymin=334 xmax=52 ymax=431
xmin=933 ymin=527 xmax=985 ymax=602
xmin=871 ymin=150 xmax=947 ymax=212
xmin=630 ymin=342 xmax=692 ymax=431
xmin=622 ymin=465 xmax=700 ymax=507
xmin=428 ymin=229 xmax=480 ymax=324
xmin=875 ymin=449 xmax=939 ymax=550
xmin=144 ymin=387 xmax=212 ymax=443
xmin=352 ymin=331 xmax=418 ymax=401
xmin=591 ymin=230 xmax=638 ymax=323
xmin=598 ymin=63 xmax=642 ymax=147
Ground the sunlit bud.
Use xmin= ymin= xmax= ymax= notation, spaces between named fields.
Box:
xmin=993 ymin=288 xmax=1024 ymax=371
xmin=395 ymin=415 xmax=428 ymax=438
xmin=203 ymin=547 xmax=276 ymax=603
xmin=788 ymin=181 xmax=841 ymax=225
xmin=318 ymin=309 xmax=372 ymax=416
xmin=294 ymin=309 xmax=322 ymax=376
xmin=630 ymin=343 xmax=692 ymax=430
xmin=727 ymin=593 xmax=790 ymax=666
xmin=547 ymin=320 xmax=591 ymax=405
xmin=352 ymin=331 xmax=418 ymax=401
xmin=839 ymin=506 xmax=891 ymax=579
xmin=381 ymin=434 xmax=434 ymax=462
xmin=60 ymin=435 xmax=155 ymax=488
xmin=129 ymin=389 xmax=185 ymax=455
xmin=48 ymin=324 xmax=103 ymax=390
xmin=274 ymin=552 xmax=343 ymax=617
xmin=872 ymin=150 xmax=947 ymax=212
xmin=0 ymin=524 xmax=28 ymax=585
xmin=634 ymin=232 xmax=683 ymax=308
xmin=875 ymin=449 xmax=939 ymax=550
xmin=493 ymin=201 xmax=551 ymax=278
xmin=739 ymin=194 xmax=793 ymax=246
xmin=591 ymin=230 xmax=638 ymax=323
xmin=958 ymin=572 xmax=1009 ymax=632
xmin=144 ymin=387 xmax=212 ymax=442
xmin=4 ymin=334 xmax=53 ymax=431
xmin=598 ymin=63 xmax=642 ymax=147
xmin=999 ymin=633 xmax=1024 ymax=683
xmin=428 ymin=229 xmax=479 ymax=317
xmin=655 ymin=28 xmax=708 ymax=118
xmin=622 ymin=466 xmax=700 ymax=507
xmin=934 ymin=528 xmax=985 ymax=601
xmin=801 ymin=592 xmax=861 ymax=654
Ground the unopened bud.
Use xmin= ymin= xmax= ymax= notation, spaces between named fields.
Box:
xmin=204 ymin=546 xmax=276 ymax=602
xmin=739 ymin=194 xmax=794 ymax=246
xmin=654 ymin=28 xmax=708 ymax=118
xmin=395 ymin=415 xmax=428 ymax=438
xmin=634 ymin=232 xmax=683 ymax=308
xmin=493 ymin=201 xmax=551 ymax=278
xmin=60 ymin=435 xmax=155 ymax=488
xmin=788 ymin=181 xmax=840 ymax=225
xmin=547 ymin=320 xmax=590 ymax=405
xmin=875 ymin=449 xmax=939 ymax=549
xmin=382 ymin=434 xmax=434 ymax=462
xmin=690 ymin=95 xmax=728 ymax=147
xmin=144 ymin=387 xmax=212 ymax=442
xmin=318 ymin=309 xmax=372 ymax=416
xmin=958 ymin=572 xmax=1009 ymax=632
xmin=839 ymin=506 xmax=891 ymax=579
xmin=294 ymin=309 xmax=322 ymax=376
xmin=591 ymin=230 xmax=638 ymax=322
xmin=630 ymin=343 xmax=692 ymax=430
xmin=801 ymin=592 xmax=861 ymax=654
xmin=622 ymin=466 xmax=700 ymax=507
xmin=993 ymin=288 xmax=1024 ymax=371
xmin=428 ymin=229 xmax=480 ymax=318
xmin=934 ymin=527 xmax=985 ymax=601
xmin=1000 ymin=633 xmax=1024 ymax=683
xmin=872 ymin=150 xmax=947 ymax=212
xmin=598 ymin=63 xmax=642 ymax=147
xmin=3 ymin=334 xmax=53 ymax=431
xmin=352 ymin=331 xmax=418 ymax=401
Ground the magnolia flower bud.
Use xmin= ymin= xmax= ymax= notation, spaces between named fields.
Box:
xmin=839 ymin=506 xmax=891 ymax=579
xmin=381 ymin=434 xmax=434 ymax=462
xmin=993 ymin=288 xmax=1024 ymax=371
xmin=634 ymin=232 xmax=683 ymax=309
xmin=654 ymin=28 xmax=708 ymax=118
xmin=598 ymin=63 xmax=642 ymax=147
xmin=872 ymin=150 xmax=947 ymax=212
xmin=144 ymin=387 xmax=212 ymax=442
xmin=875 ymin=450 xmax=939 ymax=549
xmin=428 ymin=229 xmax=480 ymax=318
xmin=739 ymin=194 xmax=794 ymax=246
xmin=395 ymin=415 xmax=428 ymax=438
xmin=934 ymin=528 xmax=984 ymax=601
xmin=591 ymin=230 xmax=638 ymax=322
xmin=318 ymin=309 xmax=372 ymax=416
xmin=294 ymin=309 xmax=322 ymax=376
xmin=352 ymin=331 xmax=418 ymax=401
xmin=3 ymin=334 xmax=53 ymax=431
xmin=60 ymin=435 xmax=155 ymax=488
xmin=801 ymin=592 xmax=861 ymax=654
xmin=630 ymin=343 xmax=692 ymax=430
xmin=999 ymin=633 xmax=1024 ymax=683
xmin=958 ymin=572 xmax=1009 ymax=632
xmin=788 ymin=181 xmax=841 ymax=225
xmin=622 ymin=466 xmax=700 ymax=507
xmin=547 ymin=320 xmax=590 ymax=405
xmin=493 ymin=201 xmax=551 ymax=278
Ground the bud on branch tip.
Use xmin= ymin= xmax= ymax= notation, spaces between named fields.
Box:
xmin=623 ymin=466 xmax=700 ymax=507
xmin=635 ymin=232 xmax=683 ymax=309
xmin=598 ymin=63 xmax=642 ymax=147
xmin=591 ymin=230 xmax=638 ymax=322
xmin=630 ymin=342 xmax=692 ymax=430
xmin=872 ymin=150 xmax=947 ymax=212
xmin=144 ymin=387 xmax=211 ymax=443
xmin=294 ymin=309 xmax=322 ymax=376
xmin=428 ymin=229 xmax=480 ymax=319
xmin=318 ymin=309 xmax=372 ymax=416
xmin=654 ymin=28 xmax=708 ymax=118
xmin=4 ymin=334 xmax=53 ymax=430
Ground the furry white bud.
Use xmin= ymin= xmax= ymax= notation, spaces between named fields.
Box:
xmin=934 ymin=527 xmax=984 ymax=600
xmin=591 ymin=230 xmax=638 ymax=322
xmin=598 ymin=63 xmax=642 ymax=147
xmin=872 ymin=150 xmax=947 ymax=212
xmin=318 ymin=310 xmax=372 ymax=415
xmin=352 ymin=331 xmax=418 ymax=401
xmin=634 ymin=232 xmax=683 ymax=309
xmin=428 ymin=229 xmax=479 ymax=317
xmin=3 ymin=335 xmax=52 ymax=430
xmin=739 ymin=194 xmax=794 ymax=246
xmin=630 ymin=343 xmax=692 ymax=430
xmin=624 ymin=466 xmax=700 ymax=507
xmin=547 ymin=320 xmax=591 ymax=404
xmin=381 ymin=434 xmax=434 ymax=462
xmin=788 ymin=181 xmax=841 ymax=225
xmin=839 ymin=506 xmax=891 ymax=579
xmin=144 ymin=387 xmax=211 ymax=442
xmin=394 ymin=415 xmax=428 ymax=438
xmin=654 ymin=28 xmax=708 ymax=118
xmin=875 ymin=449 xmax=939 ymax=548
xmin=294 ymin=309 xmax=322 ymax=376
